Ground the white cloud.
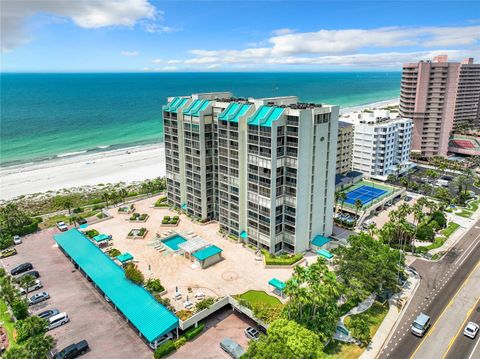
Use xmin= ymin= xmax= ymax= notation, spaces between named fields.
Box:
xmin=162 ymin=66 xmax=177 ymax=71
xmin=207 ymin=64 xmax=221 ymax=69
xmin=271 ymin=28 xmax=296 ymax=36
xmin=121 ymin=50 xmax=139 ymax=56
xmin=1 ymin=0 xmax=157 ymax=52
xmin=180 ymin=25 xmax=479 ymax=68
xmin=166 ymin=59 xmax=182 ymax=64
xmin=144 ymin=24 xmax=181 ymax=33
xmin=152 ymin=58 xmax=163 ymax=63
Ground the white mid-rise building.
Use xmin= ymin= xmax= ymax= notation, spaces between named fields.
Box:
xmin=341 ymin=110 xmax=413 ymax=181
xmin=163 ymin=93 xmax=339 ymax=254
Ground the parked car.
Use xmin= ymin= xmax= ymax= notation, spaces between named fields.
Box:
xmin=77 ymin=218 xmax=87 ymax=225
xmin=404 ymin=196 xmax=412 ymax=202
xmin=384 ymin=201 xmax=393 ymax=207
xmin=0 ymin=247 xmax=17 ymax=259
xmin=464 ymin=322 xmax=479 ymax=339
xmin=48 ymin=312 xmax=70 ymax=331
xmin=56 ymin=221 xmax=68 ymax=232
xmin=29 ymin=291 xmax=50 ymax=306
xmin=16 ymin=270 xmax=40 ymax=282
xmin=10 ymin=262 xmax=33 ymax=275
xmin=220 ymin=338 xmax=245 ymax=359
xmin=53 ymin=340 xmax=89 ymax=359
xmin=13 ymin=235 xmax=22 ymax=245
xmin=38 ymin=309 xmax=60 ymax=320
xmin=245 ymin=327 xmax=260 ymax=341
xmin=19 ymin=279 xmax=43 ymax=295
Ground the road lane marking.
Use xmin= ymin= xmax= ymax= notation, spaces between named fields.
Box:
xmin=409 ymin=259 xmax=480 ymax=359
xmin=467 ymin=336 xmax=480 ymax=359
xmin=441 ymin=297 xmax=480 ymax=359
xmin=454 ymin=233 xmax=480 ymax=266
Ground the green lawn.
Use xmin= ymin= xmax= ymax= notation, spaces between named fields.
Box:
xmin=323 ymin=302 xmax=389 ymax=359
xmin=457 ymin=210 xmax=473 ymax=218
xmin=441 ymin=222 xmax=460 ymax=238
xmin=238 ymin=290 xmax=282 ymax=307
xmin=261 ymin=250 xmax=303 ymax=265
xmin=0 ymin=298 xmax=17 ymax=349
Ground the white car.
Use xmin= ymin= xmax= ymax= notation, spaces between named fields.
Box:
xmin=13 ymin=235 xmax=22 ymax=245
xmin=464 ymin=322 xmax=479 ymax=339
xmin=19 ymin=279 xmax=43 ymax=295
xmin=56 ymin=221 xmax=68 ymax=232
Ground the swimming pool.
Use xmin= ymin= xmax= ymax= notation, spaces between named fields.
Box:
xmin=162 ymin=235 xmax=187 ymax=251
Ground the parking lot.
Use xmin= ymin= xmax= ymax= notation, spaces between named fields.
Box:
xmin=0 ymin=228 xmax=152 ymax=359
xmin=172 ymin=307 xmax=255 ymax=359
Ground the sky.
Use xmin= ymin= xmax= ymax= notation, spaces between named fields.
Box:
xmin=1 ymin=0 xmax=479 ymax=72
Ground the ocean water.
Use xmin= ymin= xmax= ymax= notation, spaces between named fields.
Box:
xmin=0 ymin=72 xmax=400 ymax=166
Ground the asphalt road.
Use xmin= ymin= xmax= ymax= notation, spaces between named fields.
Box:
xmin=445 ymin=297 xmax=480 ymax=359
xmin=379 ymin=217 xmax=480 ymax=359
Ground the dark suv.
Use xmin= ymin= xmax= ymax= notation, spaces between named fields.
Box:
xmin=53 ymin=340 xmax=89 ymax=359
xmin=11 ymin=262 xmax=33 ymax=275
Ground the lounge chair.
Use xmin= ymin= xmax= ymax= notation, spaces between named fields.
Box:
xmin=194 ymin=292 xmax=205 ymax=300
xmin=184 ymin=301 xmax=193 ymax=310
xmin=172 ymin=292 xmax=182 ymax=300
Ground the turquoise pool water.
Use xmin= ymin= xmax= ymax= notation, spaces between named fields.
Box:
xmin=162 ymin=235 xmax=187 ymax=251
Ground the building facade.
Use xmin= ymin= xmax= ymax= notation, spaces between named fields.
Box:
xmin=400 ymin=55 xmax=480 ymax=157
xmin=163 ymin=93 xmax=339 ymax=254
xmin=341 ymin=110 xmax=413 ymax=181
xmin=336 ymin=121 xmax=353 ymax=175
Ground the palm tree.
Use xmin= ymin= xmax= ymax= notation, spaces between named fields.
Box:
xmin=354 ymin=199 xmax=363 ymax=218
xmin=69 ymin=215 xmax=79 ymax=228
xmin=387 ymin=174 xmax=396 ymax=183
xmin=19 ymin=274 xmax=36 ymax=299
xmin=339 ymin=192 xmax=347 ymax=212
xmin=102 ymin=192 xmax=110 ymax=208
xmin=25 ymin=334 xmax=55 ymax=358
xmin=62 ymin=197 xmax=73 ymax=214
xmin=119 ymin=188 xmax=128 ymax=203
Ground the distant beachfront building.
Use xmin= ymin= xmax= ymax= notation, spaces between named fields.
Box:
xmin=400 ymin=55 xmax=480 ymax=157
xmin=336 ymin=121 xmax=353 ymax=175
xmin=162 ymin=93 xmax=339 ymax=254
xmin=341 ymin=109 xmax=413 ymax=181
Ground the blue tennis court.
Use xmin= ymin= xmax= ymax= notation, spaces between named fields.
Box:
xmin=345 ymin=185 xmax=387 ymax=206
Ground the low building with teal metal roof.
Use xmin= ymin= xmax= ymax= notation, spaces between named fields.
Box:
xmin=317 ymin=249 xmax=334 ymax=260
xmin=192 ymin=245 xmax=223 ymax=269
xmin=311 ymin=235 xmax=331 ymax=249
xmin=92 ymin=233 xmax=111 ymax=243
xmin=54 ymin=229 xmax=178 ymax=346
xmin=268 ymin=278 xmax=286 ymax=298
xmin=116 ymin=252 xmax=134 ymax=264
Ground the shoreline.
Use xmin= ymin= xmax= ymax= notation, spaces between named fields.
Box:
xmin=0 ymin=97 xmax=399 ymax=201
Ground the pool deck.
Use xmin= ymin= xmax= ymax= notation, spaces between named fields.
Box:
xmin=88 ymin=195 xmax=295 ymax=309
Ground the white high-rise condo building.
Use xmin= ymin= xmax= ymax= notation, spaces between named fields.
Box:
xmin=163 ymin=93 xmax=339 ymax=254
xmin=341 ymin=110 xmax=413 ymax=181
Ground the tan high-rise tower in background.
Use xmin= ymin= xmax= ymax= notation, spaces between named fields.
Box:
xmin=399 ymin=55 xmax=480 ymax=157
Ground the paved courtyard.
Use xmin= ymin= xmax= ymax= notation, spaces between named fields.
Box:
xmin=0 ymin=228 xmax=151 ymax=359
xmin=90 ymin=195 xmax=294 ymax=305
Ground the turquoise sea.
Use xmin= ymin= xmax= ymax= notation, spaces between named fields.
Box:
xmin=0 ymin=72 xmax=400 ymax=166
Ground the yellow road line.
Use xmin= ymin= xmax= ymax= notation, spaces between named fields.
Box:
xmin=442 ymin=297 xmax=480 ymax=359
xmin=409 ymin=259 xmax=480 ymax=359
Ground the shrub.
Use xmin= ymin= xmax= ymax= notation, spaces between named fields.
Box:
xmin=154 ymin=340 xmax=175 ymax=358
xmin=185 ymin=323 xmax=205 ymax=340
xmin=85 ymin=229 xmax=99 ymax=238
xmin=176 ymin=310 xmax=193 ymax=321
xmin=0 ymin=236 xmax=14 ymax=250
xmin=12 ymin=298 xmax=29 ymax=320
xmin=72 ymin=207 xmax=84 ymax=213
xmin=145 ymin=278 xmax=165 ymax=294
xmin=195 ymin=297 xmax=215 ymax=312
xmin=155 ymin=197 xmax=169 ymax=207
xmin=262 ymin=250 xmax=303 ymax=265
xmin=108 ymin=248 xmax=121 ymax=257
xmin=164 ymin=216 xmax=171 ymax=220
xmin=416 ymin=224 xmax=435 ymax=242
xmin=174 ymin=337 xmax=187 ymax=349
xmin=125 ymin=263 xmax=144 ymax=285
xmin=162 ymin=219 xmax=169 ymax=224
xmin=15 ymin=316 xmax=48 ymax=343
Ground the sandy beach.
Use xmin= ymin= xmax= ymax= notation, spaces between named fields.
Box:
xmin=0 ymin=144 xmax=166 ymax=200
xmin=0 ymin=98 xmax=399 ymax=201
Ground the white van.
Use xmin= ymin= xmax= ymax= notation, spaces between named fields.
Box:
xmin=48 ymin=312 xmax=69 ymax=331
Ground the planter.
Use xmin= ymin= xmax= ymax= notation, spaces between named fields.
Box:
xmin=161 ymin=222 xmax=180 ymax=227
xmin=263 ymin=256 xmax=305 ymax=269
xmin=129 ymin=214 xmax=149 ymax=223
xmin=127 ymin=229 xmax=148 ymax=239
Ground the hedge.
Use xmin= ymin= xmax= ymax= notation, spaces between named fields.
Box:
xmin=154 ymin=340 xmax=175 ymax=358
xmin=185 ymin=323 xmax=205 ymax=340
xmin=174 ymin=336 xmax=186 ymax=349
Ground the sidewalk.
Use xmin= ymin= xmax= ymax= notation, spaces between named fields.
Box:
xmin=360 ymin=269 xmax=420 ymax=359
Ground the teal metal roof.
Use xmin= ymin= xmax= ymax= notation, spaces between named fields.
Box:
xmin=116 ymin=252 xmax=134 ymax=263
xmin=191 ymin=99 xmax=210 ymax=117
xmin=231 ymin=104 xmax=251 ymax=123
xmin=312 ymin=235 xmax=331 ymax=248
xmin=192 ymin=245 xmax=222 ymax=261
xmin=248 ymin=106 xmax=284 ymax=127
xmin=92 ymin=233 xmax=110 ymax=243
xmin=54 ymin=229 xmax=178 ymax=342
xmin=268 ymin=278 xmax=286 ymax=291
xmin=218 ymin=103 xmax=239 ymax=121
xmin=163 ymin=97 xmax=180 ymax=112
xmin=170 ymin=98 xmax=189 ymax=113
xmin=317 ymin=249 xmax=334 ymax=260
